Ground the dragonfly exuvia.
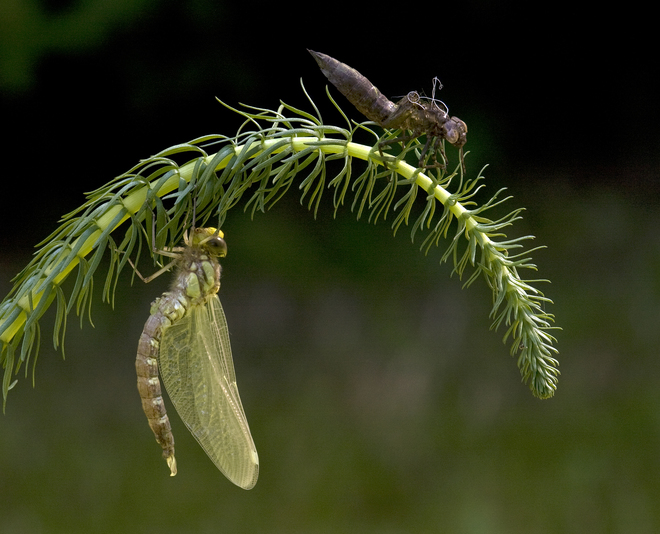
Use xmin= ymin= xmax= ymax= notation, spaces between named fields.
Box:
xmin=308 ymin=49 xmax=468 ymax=171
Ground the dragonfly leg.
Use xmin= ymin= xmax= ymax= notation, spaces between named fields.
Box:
xmin=417 ymin=136 xmax=440 ymax=169
xmin=129 ymin=256 xmax=178 ymax=284
xmin=127 ymin=211 xmax=188 ymax=284
xmin=377 ymin=133 xmax=415 ymax=170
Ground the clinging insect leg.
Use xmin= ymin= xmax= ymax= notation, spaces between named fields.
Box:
xmin=376 ymin=133 xmax=417 ymax=170
xmin=128 ymin=209 xmax=182 ymax=284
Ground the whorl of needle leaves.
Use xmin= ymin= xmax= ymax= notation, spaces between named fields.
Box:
xmin=0 ymin=84 xmax=559 ymax=408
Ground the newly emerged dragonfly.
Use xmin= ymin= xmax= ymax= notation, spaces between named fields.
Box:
xmin=135 ymin=226 xmax=259 ymax=489
xmin=308 ymin=50 xmax=468 ymax=171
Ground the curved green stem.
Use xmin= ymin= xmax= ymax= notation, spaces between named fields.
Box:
xmin=0 ymin=96 xmax=559 ymax=405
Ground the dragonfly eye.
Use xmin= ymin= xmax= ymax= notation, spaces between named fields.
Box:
xmin=205 ymin=236 xmax=228 ymax=257
xmin=443 ymin=117 xmax=468 ymax=147
xmin=450 ymin=117 xmax=468 ymax=146
xmin=443 ymin=123 xmax=460 ymax=145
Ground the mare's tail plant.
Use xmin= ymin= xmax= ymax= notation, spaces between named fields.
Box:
xmin=0 ymin=80 xmax=559 ymax=410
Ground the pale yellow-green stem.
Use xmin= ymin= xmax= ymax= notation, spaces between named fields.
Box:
xmin=1 ymin=136 xmax=481 ymax=347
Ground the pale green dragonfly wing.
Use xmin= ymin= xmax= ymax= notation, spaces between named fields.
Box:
xmin=158 ymin=295 xmax=259 ymax=489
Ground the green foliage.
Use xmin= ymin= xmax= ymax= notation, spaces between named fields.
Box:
xmin=0 ymin=84 xmax=559 ymax=408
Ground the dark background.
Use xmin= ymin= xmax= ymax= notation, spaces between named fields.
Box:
xmin=1 ymin=1 xmax=659 ymax=532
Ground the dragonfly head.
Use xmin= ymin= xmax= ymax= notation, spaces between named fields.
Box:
xmin=192 ymin=227 xmax=228 ymax=258
xmin=443 ymin=117 xmax=468 ymax=148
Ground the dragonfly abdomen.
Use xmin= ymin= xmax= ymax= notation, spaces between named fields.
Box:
xmin=308 ymin=50 xmax=398 ymax=126
xmin=136 ymin=296 xmax=186 ymax=476
xmin=136 ymin=247 xmax=221 ymax=477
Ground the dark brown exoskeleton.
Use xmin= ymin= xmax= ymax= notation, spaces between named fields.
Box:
xmin=308 ymin=50 xmax=467 ymax=172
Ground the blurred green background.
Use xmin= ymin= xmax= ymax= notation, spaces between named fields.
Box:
xmin=1 ymin=1 xmax=659 ymax=533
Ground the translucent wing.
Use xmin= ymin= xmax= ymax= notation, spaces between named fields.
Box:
xmin=159 ymin=295 xmax=259 ymax=489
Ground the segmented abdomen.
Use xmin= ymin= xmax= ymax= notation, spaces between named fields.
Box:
xmin=308 ymin=50 xmax=398 ymax=126
xmin=136 ymin=244 xmax=221 ymax=476
xmin=136 ymin=293 xmax=187 ymax=476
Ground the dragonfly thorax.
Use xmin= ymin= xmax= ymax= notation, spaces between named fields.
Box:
xmin=174 ymin=248 xmax=221 ymax=304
